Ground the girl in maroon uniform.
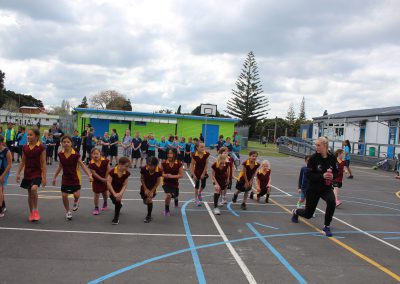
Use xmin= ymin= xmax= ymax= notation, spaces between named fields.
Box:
xmin=250 ymin=160 xmax=272 ymax=203
xmin=219 ymin=147 xmax=233 ymax=206
xmin=190 ymin=142 xmax=210 ymax=206
xmin=140 ymin=156 xmax=162 ymax=223
xmin=161 ymin=148 xmax=183 ymax=216
xmin=211 ymin=150 xmax=230 ymax=215
xmin=232 ymin=151 xmax=259 ymax=210
xmin=89 ymin=148 xmax=110 ymax=215
xmin=53 ymin=136 xmax=92 ymax=220
xmin=333 ymin=149 xmax=345 ymax=207
xmin=108 ymin=157 xmax=131 ymax=225
xmin=16 ymin=129 xmax=47 ymax=222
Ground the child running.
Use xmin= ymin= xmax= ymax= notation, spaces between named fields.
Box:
xmin=218 ymin=147 xmax=231 ymax=206
xmin=0 ymin=135 xmax=12 ymax=217
xmin=161 ymin=148 xmax=183 ymax=216
xmin=190 ymin=142 xmax=210 ymax=206
xmin=250 ymin=160 xmax=272 ymax=203
xmin=89 ymin=148 xmax=110 ymax=215
xmin=16 ymin=128 xmax=47 ymax=222
xmin=211 ymin=150 xmax=230 ymax=215
xmin=232 ymin=151 xmax=259 ymax=210
xmin=333 ymin=149 xmax=345 ymax=207
xmin=140 ymin=156 xmax=162 ymax=223
xmin=108 ymin=157 xmax=131 ymax=225
xmin=296 ymin=155 xmax=310 ymax=209
xmin=53 ymin=136 xmax=92 ymax=220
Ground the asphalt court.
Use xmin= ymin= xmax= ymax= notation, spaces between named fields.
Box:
xmin=0 ymin=152 xmax=399 ymax=284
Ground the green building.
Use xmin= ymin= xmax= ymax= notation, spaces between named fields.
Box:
xmin=75 ymin=108 xmax=239 ymax=146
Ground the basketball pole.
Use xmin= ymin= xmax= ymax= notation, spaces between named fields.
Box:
xmin=204 ymin=114 xmax=208 ymax=147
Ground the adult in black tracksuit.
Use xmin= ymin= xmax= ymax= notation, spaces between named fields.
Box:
xmin=291 ymin=137 xmax=337 ymax=237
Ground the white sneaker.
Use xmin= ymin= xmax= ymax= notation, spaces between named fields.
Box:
xmin=66 ymin=211 xmax=72 ymax=220
xmin=72 ymin=202 xmax=79 ymax=212
xmin=312 ymin=213 xmax=317 ymax=218
xmin=218 ymin=202 xmax=224 ymax=207
xmin=213 ymin=208 xmax=221 ymax=215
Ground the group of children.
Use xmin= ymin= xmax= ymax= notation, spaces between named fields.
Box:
xmin=0 ymin=127 xmax=271 ymax=224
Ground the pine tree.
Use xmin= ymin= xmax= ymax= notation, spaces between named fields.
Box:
xmin=77 ymin=96 xmax=89 ymax=108
xmin=323 ymin=110 xmax=328 ymax=116
xmin=286 ymin=103 xmax=296 ymax=124
xmin=298 ymin=97 xmax=306 ymax=122
xmin=226 ymin=51 xmax=269 ymax=136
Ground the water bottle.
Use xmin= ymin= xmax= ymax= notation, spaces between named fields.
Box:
xmin=325 ymin=168 xmax=333 ymax=186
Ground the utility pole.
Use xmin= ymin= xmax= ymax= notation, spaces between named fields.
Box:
xmin=274 ymin=116 xmax=277 ymax=141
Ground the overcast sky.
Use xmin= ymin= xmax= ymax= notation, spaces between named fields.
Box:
xmin=0 ymin=0 xmax=399 ymax=118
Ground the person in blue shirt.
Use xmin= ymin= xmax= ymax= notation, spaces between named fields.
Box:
xmin=0 ymin=134 xmax=12 ymax=217
xmin=41 ymin=131 xmax=48 ymax=149
xmin=131 ymin=131 xmax=142 ymax=168
xmin=71 ymin=130 xmax=82 ymax=153
xmin=178 ymin=137 xmax=186 ymax=162
xmin=216 ymin=135 xmax=225 ymax=151
xmin=16 ymin=127 xmax=28 ymax=163
xmin=297 ymin=155 xmax=310 ymax=209
xmin=232 ymin=139 xmax=241 ymax=159
xmin=46 ymin=133 xmax=56 ymax=165
xmin=343 ymin=140 xmax=354 ymax=179
xmin=184 ymin=137 xmax=193 ymax=169
xmin=147 ymin=133 xmax=157 ymax=158
xmin=157 ymin=136 xmax=167 ymax=163
xmin=224 ymin=137 xmax=233 ymax=152
xmin=109 ymin=129 xmax=119 ymax=166
xmin=166 ymin=135 xmax=174 ymax=149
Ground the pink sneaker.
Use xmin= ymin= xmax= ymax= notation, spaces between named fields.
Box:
xmin=336 ymin=201 xmax=342 ymax=208
xmin=92 ymin=208 xmax=99 ymax=215
xmin=101 ymin=204 xmax=108 ymax=211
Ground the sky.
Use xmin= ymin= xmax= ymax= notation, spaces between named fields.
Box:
xmin=0 ymin=0 xmax=399 ymax=119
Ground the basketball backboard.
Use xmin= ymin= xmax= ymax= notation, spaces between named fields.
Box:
xmin=200 ymin=104 xmax=217 ymax=116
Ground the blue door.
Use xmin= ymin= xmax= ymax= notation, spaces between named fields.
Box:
xmin=90 ymin=118 xmax=110 ymax=138
xmin=202 ymin=124 xmax=219 ymax=147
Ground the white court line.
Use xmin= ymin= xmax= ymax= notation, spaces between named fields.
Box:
xmin=315 ymin=207 xmax=400 ymax=253
xmin=185 ymin=171 xmax=257 ymax=284
xmin=270 ymin=185 xmax=292 ymax=197
xmin=0 ymin=226 xmax=220 ymax=238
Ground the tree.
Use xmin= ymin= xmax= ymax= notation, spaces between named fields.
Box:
xmin=157 ymin=109 xmax=173 ymax=114
xmin=77 ymin=96 xmax=89 ymax=108
xmin=225 ymin=51 xmax=269 ymax=136
xmin=106 ymin=96 xmax=132 ymax=111
xmin=48 ymin=100 xmax=71 ymax=115
xmin=323 ymin=110 xmax=328 ymax=116
xmin=286 ymin=103 xmax=296 ymax=124
xmin=0 ymin=69 xmax=5 ymax=91
xmin=298 ymin=97 xmax=306 ymax=122
xmin=90 ymin=90 xmax=121 ymax=109
xmin=176 ymin=105 xmax=182 ymax=114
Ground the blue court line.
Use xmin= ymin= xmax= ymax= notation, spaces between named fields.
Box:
xmin=247 ymin=223 xmax=307 ymax=283
xmin=253 ymin=222 xmax=279 ymax=230
xmin=341 ymin=196 xmax=400 ymax=207
xmin=181 ymin=198 xmax=207 ymax=284
xmin=87 ymin=230 xmax=400 ymax=283
xmin=340 ymin=199 xmax=400 ymax=212
xmin=383 ymin=237 xmax=400 ymax=240
xmin=227 ymin=201 xmax=240 ymax=217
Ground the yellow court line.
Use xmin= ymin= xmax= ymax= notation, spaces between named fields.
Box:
xmin=396 ymin=191 xmax=400 ymax=199
xmin=270 ymin=197 xmax=400 ymax=282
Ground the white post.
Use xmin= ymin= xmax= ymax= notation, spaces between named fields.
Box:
xmin=204 ymin=114 xmax=208 ymax=146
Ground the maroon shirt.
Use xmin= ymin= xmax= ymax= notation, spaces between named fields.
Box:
xmin=109 ymin=167 xmax=130 ymax=193
xmin=257 ymin=169 xmax=271 ymax=190
xmin=237 ymin=160 xmax=260 ymax=186
xmin=89 ymin=158 xmax=109 ymax=193
xmin=23 ymin=142 xmax=45 ymax=180
xmin=192 ymin=151 xmax=210 ymax=179
xmin=211 ymin=161 xmax=229 ymax=187
xmin=162 ymin=160 xmax=182 ymax=189
xmin=140 ymin=166 xmax=162 ymax=192
xmin=58 ymin=150 xmax=81 ymax=186
xmin=334 ymin=160 xmax=345 ymax=183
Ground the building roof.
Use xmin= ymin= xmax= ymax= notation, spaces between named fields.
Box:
xmin=313 ymin=106 xmax=400 ymax=121
xmin=74 ymin=108 xmax=239 ymax=123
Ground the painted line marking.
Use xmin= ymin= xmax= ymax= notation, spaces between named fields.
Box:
xmin=0 ymin=226 xmax=220 ymax=237
xmin=340 ymin=199 xmax=400 ymax=212
xmin=314 ymin=207 xmax=400 ymax=252
xmin=183 ymin=171 xmax=207 ymax=284
xmin=270 ymin=197 xmax=400 ymax=282
xmin=86 ymin=230 xmax=400 ymax=283
xmin=253 ymin=222 xmax=279 ymax=230
xmin=396 ymin=191 xmax=400 ymax=199
xmin=186 ymin=170 xmax=257 ymax=284
xmin=205 ymin=202 xmax=257 ymax=284
xmin=247 ymin=223 xmax=307 ymax=283
xmin=271 ymin=185 xmax=292 ymax=197
xmin=341 ymin=195 xmax=400 ymax=207
xmin=227 ymin=201 xmax=240 ymax=217
xmin=383 ymin=237 xmax=400 ymax=240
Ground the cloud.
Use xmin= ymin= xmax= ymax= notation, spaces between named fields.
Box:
xmin=0 ymin=0 xmax=399 ymax=120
